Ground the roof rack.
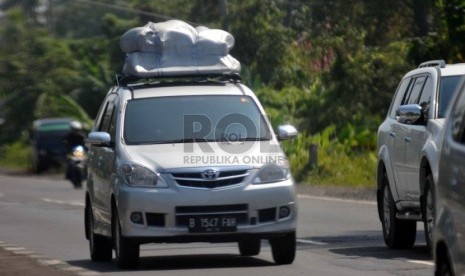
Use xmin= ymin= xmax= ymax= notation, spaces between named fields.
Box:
xmin=418 ymin=60 xmax=446 ymax=68
xmin=115 ymin=73 xmax=241 ymax=86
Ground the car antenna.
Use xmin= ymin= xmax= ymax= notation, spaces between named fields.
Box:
xmin=115 ymin=74 xmax=120 ymax=87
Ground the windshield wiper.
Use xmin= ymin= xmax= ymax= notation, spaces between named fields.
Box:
xmin=132 ymin=137 xmax=271 ymax=145
xmin=157 ymin=138 xmax=214 ymax=144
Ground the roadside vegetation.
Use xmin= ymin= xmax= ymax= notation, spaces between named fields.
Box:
xmin=1 ymin=0 xmax=465 ymax=187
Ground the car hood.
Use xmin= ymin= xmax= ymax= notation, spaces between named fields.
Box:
xmin=121 ymin=141 xmax=287 ymax=171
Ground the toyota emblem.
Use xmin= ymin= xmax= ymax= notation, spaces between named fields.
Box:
xmin=201 ymin=169 xmax=220 ymax=180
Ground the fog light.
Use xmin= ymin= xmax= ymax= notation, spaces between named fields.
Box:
xmin=279 ymin=206 xmax=290 ymax=219
xmin=130 ymin=212 xmax=143 ymax=224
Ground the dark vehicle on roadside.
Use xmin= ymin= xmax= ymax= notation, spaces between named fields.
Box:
xmin=434 ymin=78 xmax=465 ymax=276
xmin=30 ymin=118 xmax=74 ymax=173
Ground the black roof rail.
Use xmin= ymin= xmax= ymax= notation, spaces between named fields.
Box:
xmin=418 ymin=60 xmax=446 ymax=68
xmin=115 ymin=73 xmax=241 ymax=86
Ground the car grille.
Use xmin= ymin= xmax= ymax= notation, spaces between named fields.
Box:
xmin=175 ymin=204 xmax=248 ymax=227
xmin=171 ymin=170 xmax=249 ymax=189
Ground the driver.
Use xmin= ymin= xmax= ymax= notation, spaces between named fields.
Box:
xmin=63 ymin=121 xmax=85 ymax=151
xmin=63 ymin=121 xmax=86 ymax=180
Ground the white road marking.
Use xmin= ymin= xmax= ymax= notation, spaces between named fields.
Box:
xmin=298 ymin=194 xmax=376 ymax=205
xmin=38 ymin=259 xmax=65 ymax=266
xmin=297 ymin=238 xmax=328 ymax=245
xmin=0 ymin=241 xmax=101 ymax=275
xmin=407 ymin=260 xmax=435 ymax=266
xmin=41 ymin=198 xmax=85 ymax=207
xmin=3 ymin=246 xmax=26 ymax=251
xmin=76 ymin=272 xmax=101 ymax=276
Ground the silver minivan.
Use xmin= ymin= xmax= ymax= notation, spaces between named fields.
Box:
xmin=84 ymin=76 xmax=298 ymax=268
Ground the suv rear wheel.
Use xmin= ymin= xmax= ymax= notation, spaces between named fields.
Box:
xmin=381 ymin=173 xmax=416 ymax=249
xmin=423 ymin=174 xmax=435 ymax=253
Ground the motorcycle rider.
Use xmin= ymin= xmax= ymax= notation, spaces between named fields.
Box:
xmin=63 ymin=121 xmax=86 ymax=181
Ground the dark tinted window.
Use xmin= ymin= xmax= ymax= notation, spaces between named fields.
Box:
xmin=99 ymin=102 xmax=115 ymax=133
xmin=451 ymin=85 xmax=465 ymax=144
xmin=418 ymin=76 xmax=433 ymax=120
xmin=439 ymin=76 xmax=463 ymax=118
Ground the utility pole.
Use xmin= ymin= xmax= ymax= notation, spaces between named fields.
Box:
xmin=219 ymin=0 xmax=228 ymax=31
xmin=47 ymin=0 xmax=55 ymax=36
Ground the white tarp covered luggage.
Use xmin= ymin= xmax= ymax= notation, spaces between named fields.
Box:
xmin=119 ymin=20 xmax=241 ymax=77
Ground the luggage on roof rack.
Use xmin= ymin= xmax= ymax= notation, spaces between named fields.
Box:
xmin=119 ymin=20 xmax=241 ymax=78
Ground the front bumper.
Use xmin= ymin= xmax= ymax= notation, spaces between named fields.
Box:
xmin=115 ymin=177 xmax=297 ymax=242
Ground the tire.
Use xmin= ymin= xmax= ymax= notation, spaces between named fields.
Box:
xmin=435 ymin=262 xmax=452 ymax=276
xmin=270 ymin=231 xmax=296 ymax=265
xmin=32 ymin=156 xmax=46 ymax=174
xmin=112 ymin=209 xmax=139 ymax=269
xmin=72 ymin=177 xmax=82 ymax=189
xmin=238 ymin=238 xmax=261 ymax=256
xmin=423 ymin=174 xmax=435 ymax=253
xmin=86 ymin=201 xmax=112 ymax=262
xmin=435 ymin=251 xmax=453 ymax=276
xmin=381 ymin=173 xmax=417 ymax=249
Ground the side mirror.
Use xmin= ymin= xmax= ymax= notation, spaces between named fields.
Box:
xmin=88 ymin=131 xmax=112 ymax=147
xmin=396 ymin=104 xmax=423 ymax=125
xmin=277 ymin=125 xmax=298 ymax=141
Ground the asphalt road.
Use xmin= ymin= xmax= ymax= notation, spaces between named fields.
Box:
xmin=0 ymin=172 xmax=434 ymax=275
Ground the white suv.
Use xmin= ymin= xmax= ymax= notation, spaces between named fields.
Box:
xmin=377 ymin=60 xmax=465 ymax=251
xmin=84 ymin=20 xmax=298 ymax=269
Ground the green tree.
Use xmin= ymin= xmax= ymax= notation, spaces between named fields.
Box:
xmin=0 ymin=9 xmax=91 ymax=143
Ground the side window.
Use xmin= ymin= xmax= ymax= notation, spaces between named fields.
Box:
xmin=418 ymin=76 xmax=433 ymax=120
xmin=403 ymin=76 xmax=426 ymax=105
xmin=451 ymin=89 xmax=465 ymax=144
xmin=389 ymin=77 xmax=412 ymax=118
xmin=98 ymin=95 xmax=117 ymax=138
xmin=108 ymin=104 xmax=118 ymax=142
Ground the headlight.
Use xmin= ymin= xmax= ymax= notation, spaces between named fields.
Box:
xmin=253 ymin=162 xmax=290 ymax=184
xmin=72 ymin=146 xmax=85 ymax=158
xmin=120 ymin=164 xmax=168 ymax=188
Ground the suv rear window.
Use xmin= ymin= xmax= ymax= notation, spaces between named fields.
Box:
xmin=439 ymin=76 xmax=463 ymax=118
xmin=124 ymin=95 xmax=271 ymax=145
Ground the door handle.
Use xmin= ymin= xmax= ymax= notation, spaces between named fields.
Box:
xmin=389 ymin=132 xmax=396 ymax=137
xmin=404 ymin=137 xmax=411 ymax=143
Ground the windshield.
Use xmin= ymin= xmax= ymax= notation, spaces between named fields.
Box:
xmin=124 ymin=95 xmax=271 ymax=145
xmin=439 ymin=76 xmax=463 ymax=118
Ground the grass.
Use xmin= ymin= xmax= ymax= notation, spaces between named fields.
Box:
xmin=303 ymin=150 xmax=377 ymax=187
xmin=282 ymin=129 xmax=377 ymax=188
xmin=0 ymin=140 xmax=32 ymax=170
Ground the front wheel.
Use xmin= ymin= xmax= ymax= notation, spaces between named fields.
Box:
xmin=112 ymin=209 xmax=139 ymax=269
xmin=435 ymin=249 xmax=453 ymax=276
xmin=423 ymin=174 xmax=435 ymax=253
xmin=381 ymin=173 xmax=416 ymax=249
xmin=238 ymin=237 xmax=261 ymax=256
xmin=270 ymin=231 xmax=296 ymax=265
xmin=86 ymin=201 xmax=112 ymax=262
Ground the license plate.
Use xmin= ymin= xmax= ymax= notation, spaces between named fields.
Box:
xmin=188 ymin=216 xmax=237 ymax=233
